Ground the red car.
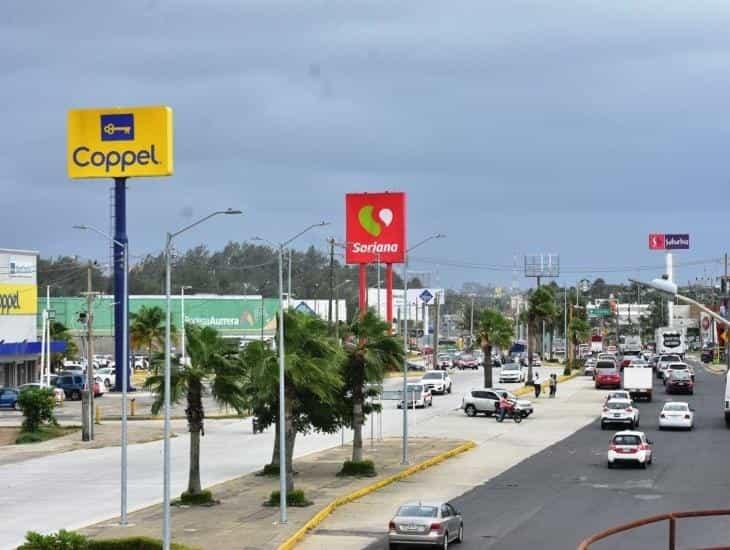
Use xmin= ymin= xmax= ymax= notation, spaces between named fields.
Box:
xmin=595 ymin=362 xmax=621 ymax=389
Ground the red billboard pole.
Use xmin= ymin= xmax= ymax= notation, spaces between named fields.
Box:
xmin=386 ymin=263 xmax=394 ymax=333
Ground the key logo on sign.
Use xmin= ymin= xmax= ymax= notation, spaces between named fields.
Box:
xmin=100 ymin=113 xmax=135 ymax=141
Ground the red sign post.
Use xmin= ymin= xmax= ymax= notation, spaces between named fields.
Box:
xmin=345 ymin=192 xmax=407 ymax=319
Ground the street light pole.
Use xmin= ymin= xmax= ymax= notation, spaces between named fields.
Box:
xmin=73 ymin=224 xmax=130 ymax=525
xmin=163 ymin=209 xmax=242 ymax=550
xmin=401 ymin=234 xmax=445 ymax=465
xmin=180 ymin=286 xmax=192 ymax=365
xmin=470 ymin=295 xmax=475 ymax=345
xmin=253 ymin=222 xmax=330 ymax=525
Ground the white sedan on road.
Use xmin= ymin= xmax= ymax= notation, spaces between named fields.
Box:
xmin=601 ymin=398 xmax=640 ymax=430
xmin=659 ymin=401 xmax=694 ymax=430
xmin=498 ymin=363 xmax=525 ymax=383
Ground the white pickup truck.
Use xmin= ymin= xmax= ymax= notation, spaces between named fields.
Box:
xmin=623 ymin=367 xmax=653 ymax=402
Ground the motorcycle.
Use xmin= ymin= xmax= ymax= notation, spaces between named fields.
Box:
xmin=495 ymin=399 xmax=523 ymax=423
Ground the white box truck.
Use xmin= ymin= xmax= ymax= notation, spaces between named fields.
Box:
xmin=655 ymin=327 xmax=686 ymax=357
xmin=623 ymin=367 xmax=653 ymax=402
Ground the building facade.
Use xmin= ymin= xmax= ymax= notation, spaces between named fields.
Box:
xmin=0 ymin=249 xmax=40 ymax=386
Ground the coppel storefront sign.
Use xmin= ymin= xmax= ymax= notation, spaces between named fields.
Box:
xmin=67 ymin=106 xmax=173 ymax=178
xmin=0 ymin=284 xmax=37 ymax=315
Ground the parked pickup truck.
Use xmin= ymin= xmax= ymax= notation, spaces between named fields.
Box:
xmin=622 ymin=366 xmax=653 ymax=402
xmin=54 ymin=374 xmax=103 ymax=400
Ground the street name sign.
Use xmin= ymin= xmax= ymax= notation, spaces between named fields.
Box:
xmin=67 ymin=106 xmax=174 ymax=178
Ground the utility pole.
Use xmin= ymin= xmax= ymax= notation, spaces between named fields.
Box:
xmin=432 ymin=292 xmax=440 ymax=369
xmin=287 ymin=248 xmax=292 ymax=310
xmin=82 ymin=262 xmax=96 ymax=441
xmin=328 ymin=238 xmax=335 ymax=328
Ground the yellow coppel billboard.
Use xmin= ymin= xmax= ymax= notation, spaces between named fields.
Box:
xmin=0 ymin=284 xmax=37 ymax=315
xmin=67 ymin=106 xmax=173 ymax=179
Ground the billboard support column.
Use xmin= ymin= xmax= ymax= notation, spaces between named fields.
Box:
xmin=113 ymin=177 xmax=130 ymax=392
xmin=359 ymin=263 xmax=367 ymax=315
xmin=386 ymin=263 xmax=394 ymax=333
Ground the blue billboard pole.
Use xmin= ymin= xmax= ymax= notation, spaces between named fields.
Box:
xmin=113 ymin=177 xmax=131 ymax=391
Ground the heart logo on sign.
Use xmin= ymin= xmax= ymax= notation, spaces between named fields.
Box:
xmin=379 ymin=208 xmax=393 ymax=227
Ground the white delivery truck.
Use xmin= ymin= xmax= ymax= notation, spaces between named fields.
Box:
xmin=655 ymin=327 xmax=686 ymax=357
xmin=623 ymin=366 xmax=653 ymax=402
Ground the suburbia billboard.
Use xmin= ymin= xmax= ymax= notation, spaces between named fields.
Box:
xmin=345 ymin=192 xmax=406 ymax=264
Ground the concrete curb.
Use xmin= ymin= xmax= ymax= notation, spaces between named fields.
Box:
xmin=703 ymin=363 xmax=727 ymax=375
xmin=513 ymin=369 xmax=581 ymax=397
xmin=277 ymin=440 xmax=477 ymax=550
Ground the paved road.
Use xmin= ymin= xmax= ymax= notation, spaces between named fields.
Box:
xmin=364 ymin=362 xmax=730 ymax=549
xmin=452 ymin=363 xmax=730 ymax=549
xmin=0 ymin=367 xmax=510 ymax=547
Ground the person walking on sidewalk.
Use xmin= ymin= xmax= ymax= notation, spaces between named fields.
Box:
xmin=533 ymin=372 xmax=542 ymax=398
xmin=549 ymin=374 xmax=557 ymax=398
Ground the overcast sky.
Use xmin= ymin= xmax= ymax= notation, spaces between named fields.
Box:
xmin=3 ymin=1 xmax=730 ymax=290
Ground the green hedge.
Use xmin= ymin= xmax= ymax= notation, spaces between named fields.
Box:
xmin=20 ymin=531 xmax=192 ymax=550
xmin=337 ymin=459 xmax=377 ymax=477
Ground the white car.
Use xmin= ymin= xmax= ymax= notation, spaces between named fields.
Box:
xmin=604 ymin=390 xmax=632 ymax=404
xmin=498 ymin=363 xmax=525 ymax=383
xmin=601 ymin=398 xmax=640 ymax=430
xmin=420 ymin=370 xmax=452 ymax=394
xmin=657 ymin=354 xmax=682 ymax=379
xmin=94 ymin=367 xmax=116 ymax=389
xmin=663 ymin=362 xmax=694 ymax=384
xmin=607 ymin=430 xmax=653 ymax=469
xmin=659 ymin=401 xmax=694 ymax=430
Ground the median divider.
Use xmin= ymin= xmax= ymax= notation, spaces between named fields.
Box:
xmin=513 ymin=369 xmax=581 ymax=397
xmin=278 ymin=440 xmax=476 ymax=550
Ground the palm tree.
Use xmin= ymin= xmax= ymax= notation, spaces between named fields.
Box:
xmin=239 ymin=310 xmax=343 ymax=491
xmin=145 ymin=324 xmax=246 ymax=498
xmin=49 ymin=321 xmax=78 ymax=370
xmin=130 ymin=305 xmax=173 ymax=363
xmin=527 ymin=287 xmax=558 ymax=383
xmin=477 ymin=309 xmax=514 ymax=388
xmin=568 ymin=317 xmax=591 ymax=370
xmin=342 ymin=310 xmax=403 ymax=463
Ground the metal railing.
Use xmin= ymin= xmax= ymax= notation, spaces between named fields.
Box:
xmin=577 ymin=509 xmax=730 ymax=550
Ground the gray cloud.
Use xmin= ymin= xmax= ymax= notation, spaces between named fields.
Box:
xmin=2 ymin=0 xmax=730 ymax=287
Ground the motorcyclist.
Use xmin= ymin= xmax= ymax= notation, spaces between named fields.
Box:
xmin=498 ymin=394 xmax=512 ymax=422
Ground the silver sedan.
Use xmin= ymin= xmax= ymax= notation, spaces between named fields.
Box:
xmin=388 ymin=501 xmax=464 ymax=549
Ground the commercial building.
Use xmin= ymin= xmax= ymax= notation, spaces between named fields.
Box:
xmin=0 ymin=249 xmax=46 ymax=386
xmin=39 ymin=295 xmax=346 ymax=355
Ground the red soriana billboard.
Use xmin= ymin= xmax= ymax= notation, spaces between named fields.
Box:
xmin=649 ymin=234 xmax=666 ymax=250
xmin=345 ymin=192 xmax=406 ymax=264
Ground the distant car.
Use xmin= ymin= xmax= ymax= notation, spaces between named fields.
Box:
xmin=54 ymin=374 xmax=104 ymax=400
xmin=607 ymin=430 xmax=653 ymax=469
xmin=94 ymin=367 xmax=116 ymax=389
xmin=462 ymin=388 xmax=532 ymax=417
xmin=665 ymin=370 xmax=694 ymax=395
xmin=420 ymin=370 xmax=452 ymax=395
xmin=498 ymin=363 xmax=525 ymax=384
xmin=601 ymin=399 xmax=639 ymax=430
xmin=583 ymin=357 xmax=596 ymax=376
xmin=595 ymin=362 xmax=621 ymax=389
xmin=436 ymin=354 xmax=453 ymax=370
xmin=19 ymin=383 xmax=65 ymax=404
xmin=664 ymin=362 xmax=694 ymax=384
xmin=701 ymin=344 xmax=716 ymax=363
xmin=659 ymin=401 xmax=694 ymax=430
xmin=628 ymin=358 xmax=650 ymax=368
xmin=0 ymin=388 xmax=19 ymax=409
xmin=388 ymin=501 xmax=463 ymax=549
xmin=397 ymin=384 xmax=432 ymax=409
xmin=657 ymin=354 xmax=682 ymax=379
xmin=604 ymin=390 xmax=632 ymax=404
xmin=456 ymin=354 xmax=480 ymax=370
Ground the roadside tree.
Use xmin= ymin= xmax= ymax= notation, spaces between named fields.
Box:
xmin=477 ymin=309 xmax=514 ymax=388
xmin=145 ymin=324 xmax=246 ymax=502
xmin=527 ymin=286 xmax=558 ymax=383
xmin=341 ymin=310 xmax=403 ymax=465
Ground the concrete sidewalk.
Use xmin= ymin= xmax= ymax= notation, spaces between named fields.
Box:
xmin=298 ymin=375 xmax=605 ymax=549
xmin=80 ymin=438 xmax=467 ymax=550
